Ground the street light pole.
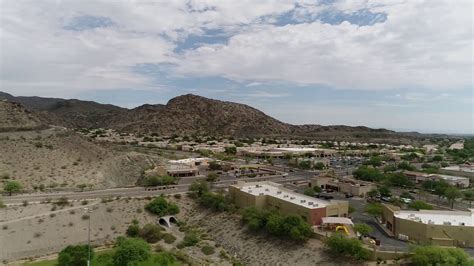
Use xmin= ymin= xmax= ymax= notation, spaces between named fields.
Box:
xmin=84 ymin=207 xmax=92 ymax=266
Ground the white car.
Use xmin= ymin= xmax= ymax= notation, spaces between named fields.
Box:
xmin=400 ymin=197 xmax=412 ymax=204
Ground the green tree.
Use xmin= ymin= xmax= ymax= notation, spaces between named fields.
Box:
xmin=445 ymin=187 xmax=462 ymax=209
xmin=314 ymin=162 xmax=326 ymax=170
xmin=4 ymin=181 xmax=22 ymax=196
xmin=365 ymin=203 xmax=383 ymax=217
xmin=58 ymin=245 xmax=93 ymax=266
xmin=208 ymin=161 xmax=222 ymax=171
xmin=325 ymin=234 xmax=370 ymax=260
xmin=265 ymin=214 xmax=284 ymax=236
xmin=145 ymin=195 xmax=179 ymax=216
xmin=206 ymin=172 xmax=218 ymax=183
xmin=398 ymin=161 xmax=416 ymax=171
xmin=188 ymin=180 xmax=210 ymax=198
xmin=378 ymin=186 xmax=391 ymax=197
xmin=303 ymin=187 xmax=316 ymax=197
xmin=411 ymin=246 xmax=472 ymax=266
xmin=113 ymin=237 xmax=151 ymax=266
xmin=408 ymin=200 xmax=433 ymax=210
xmin=139 ymin=223 xmax=163 ymax=243
xmin=353 ymin=223 xmax=373 ymax=236
xmin=367 ymin=188 xmax=379 ymax=198
xmin=313 ymin=186 xmax=322 ymax=193
xmin=298 ymin=160 xmax=311 ymax=170
xmin=365 ymin=156 xmax=382 ymax=167
xmin=463 ymin=190 xmax=474 ymax=208
xmin=126 ymin=223 xmax=140 ymax=237
xmin=353 ymin=166 xmax=383 ymax=182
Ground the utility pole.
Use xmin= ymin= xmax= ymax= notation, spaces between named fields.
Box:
xmin=83 ymin=207 xmax=93 ymax=266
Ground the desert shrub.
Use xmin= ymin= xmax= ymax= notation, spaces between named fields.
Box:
xmin=242 ymin=207 xmax=312 ymax=241
xmin=178 ymin=232 xmax=200 ymax=248
xmin=4 ymin=181 xmax=22 ymax=196
xmin=0 ymin=198 xmax=4 ymax=208
xmin=81 ymin=200 xmax=88 ymax=205
xmin=151 ymin=252 xmax=177 ymax=265
xmin=145 ymin=195 xmax=179 ymax=216
xmin=81 ymin=214 xmax=90 ymax=220
xmin=34 ymin=232 xmax=42 ymax=238
xmin=409 ymin=200 xmax=433 ymax=210
xmin=22 ymin=200 xmax=28 ymax=207
xmin=56 ymin=196 xmax=69 ymax=207
xmin=113 ymin=237 xmax=151 ymax=266
xmin=106 ymin=207 xmax=113 ymax=213
xmin=58 ymin=245 xmax=93 ymax=266
xmin=50 ymin=213 xmax=56 ymax=218
xmin=139 ymin=224 xmax=163 ymax=243
xmin=126 ymin=224 xmax=141 ymax=237
xmin=199 ymin=192 xmax=231 ymax=212
xmin=34 ymin=142 xmax=43 ymax=148
xmin=173 ymin=194 xmax=182 ymax=199
xmin=188 ymin=180 xmax=209 ymax=198
xmin=2 ymin=225 xmax=8 ymax=230
xmin=163 ymin=233 xmax=176 ymax=244
xmin=201 ymin=245 xmax=215 ymax=255
xmin=143 ymin=175 xmax=177 ymax=186
xmin=411 ymin=246 xmax=472 ymax=266
xmin=325 ymin=234 xmax=370 ymax=260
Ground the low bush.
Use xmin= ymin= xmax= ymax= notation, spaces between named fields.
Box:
xmin=325 ymin=234 xmax=370 ymax=260
xmin=145 ymin=195 xmax=179 ymax=216
xmin=201 ymin=245 xmax=215 ymax=255
xmin=163 ymin=233 xmax=177 ymax=244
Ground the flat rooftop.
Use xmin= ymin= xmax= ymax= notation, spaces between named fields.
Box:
xmin=236 ymin=182 xmax=328 ymax=209
xmin=429 ymin=174 xmax=469 ymax=181
xmin=442 ymin=166 xmax=474 ymax=174
xmin=395 ymin=210 xmax=474 ymax=226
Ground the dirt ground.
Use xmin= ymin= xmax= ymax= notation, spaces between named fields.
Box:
xmin=0 ymin=196 xmax=233 ymax=265
xmin=177 ymin=197 xmax=342 ymax=266
xmin=0 ymin=128 xmax=162 ymax=191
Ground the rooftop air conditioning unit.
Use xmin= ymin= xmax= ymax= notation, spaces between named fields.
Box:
xmin=308 ymin=202 xmax=313 ymax=205
xmin=277 ymin=191 xmax=282 ymax=194
xmin=443 ymin=222 xmax=451 ymax=225
xmin=265 ymin=188 xmax=269 ymax=192
xmin=248 ymin=190 xmax=252 ymax=193
xmin=460 ymin=222 xmax=465 ymax=226
xmin=290 ymin=197 xmax=295 ymax=200
xmin=315 ymin=204 xmax=318 ymax=207
xmin=283 ymin=195 xmax=289 ymax=198
xmin=259 ymin=193 xmax=264 ymax=196
xmin=300 ymin=200 xmax=306 ymax=203
xmin=428 ymin=220 xmax=435 ymax=224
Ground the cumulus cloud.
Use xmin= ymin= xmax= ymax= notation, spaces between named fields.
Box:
xmin=0 ymin=0 xmax=472 ymax=97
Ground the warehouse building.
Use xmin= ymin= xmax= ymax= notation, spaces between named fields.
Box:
xmin=229 ymin=181 xmax=349 ymax=225
xmin=381 ymin=204 xmax=474 ymax=247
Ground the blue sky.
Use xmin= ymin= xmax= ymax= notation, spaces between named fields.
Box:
xmin=1 ymin=0 xmax=473 ymax=134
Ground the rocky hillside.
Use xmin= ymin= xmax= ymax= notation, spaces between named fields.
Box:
xmin=0 ymin=100 xmax=47 ymax=132
xmin=0 ymin=91 xmax=127 ymax=128
xmin=1 ymin=91 xmax=414 ymax=139
xmin=115 ymin=94 xmax=293 ymax=136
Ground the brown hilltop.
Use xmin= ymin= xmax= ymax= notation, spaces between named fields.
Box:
xmin=0 ymin=100 xmax=47 ymax=132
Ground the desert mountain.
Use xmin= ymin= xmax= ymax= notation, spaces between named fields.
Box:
xmin=0 ymin=100 xmax=47 ymax=132
xmin=1 ymin=91 xmax=404 ymax=139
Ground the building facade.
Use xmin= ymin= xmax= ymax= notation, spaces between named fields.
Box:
xmin=229 ymin=181 xmax=348 ymax=225
xmin=381 ymin=204 xmax=474 ymax=247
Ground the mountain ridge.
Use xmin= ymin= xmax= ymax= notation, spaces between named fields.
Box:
xmin=1 ymin=91 xmax=412 ymax=139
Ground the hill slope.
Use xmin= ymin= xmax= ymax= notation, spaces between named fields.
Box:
xmin=0 ymin=100 xmax=47 ymax=132
xmin=1 ymin=91 xmax=406 ymax=139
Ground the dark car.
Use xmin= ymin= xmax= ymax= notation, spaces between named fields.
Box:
xmin=345 ymin=192 xmax=354 ymax=198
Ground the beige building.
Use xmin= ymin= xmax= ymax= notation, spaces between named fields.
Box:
xmin=381 ymin=204 xmax=474 ymax=247
xmin=229 ymin=181 xmax=349 ymax=225
xmin=311 ymin=176 xmax=376 ymax=197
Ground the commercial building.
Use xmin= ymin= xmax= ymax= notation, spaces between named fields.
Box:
xmin=239 ymin=147 xmax=336 ymax=159
xmin=440 ymin=165 xmax=474 ymax=179
xmin=404 ymin=171 xmax=470 ymax=188
xmin=229 ymin=181 xmax=349 ymax=226
xmin=168 ymin=157 xmax=213 ymax=167
xmin=311 ymin=175 xmax=376 ymax=197
xmin=381 ymin=204 xmax=474 ymax=247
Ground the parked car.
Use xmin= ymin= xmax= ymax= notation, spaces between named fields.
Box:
xmin=345 ymin=192 xmax=354 ymax=198
xmin=400 ymin=197 xmax=412 ymax=204
xmin=381 ymin=196 xmax=392 ymax=202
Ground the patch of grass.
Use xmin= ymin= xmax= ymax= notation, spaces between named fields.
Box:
xmin=163 ymin=233 xmax=176 ymax=244
xmin=201 ymin=245 xmax=215 ymax=255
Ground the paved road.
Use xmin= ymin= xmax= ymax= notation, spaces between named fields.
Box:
xmin=3 ymin=174 xmax=307 ymax=205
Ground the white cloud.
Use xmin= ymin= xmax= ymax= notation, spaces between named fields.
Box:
xmin=0 ymin=0 xmax=472 ymax=97
xmin=177 ymin=0 xmax=473 ymax=90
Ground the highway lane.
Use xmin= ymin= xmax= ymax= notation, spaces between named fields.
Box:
xmin=3 ymin=174 xmax=308 ymax=205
